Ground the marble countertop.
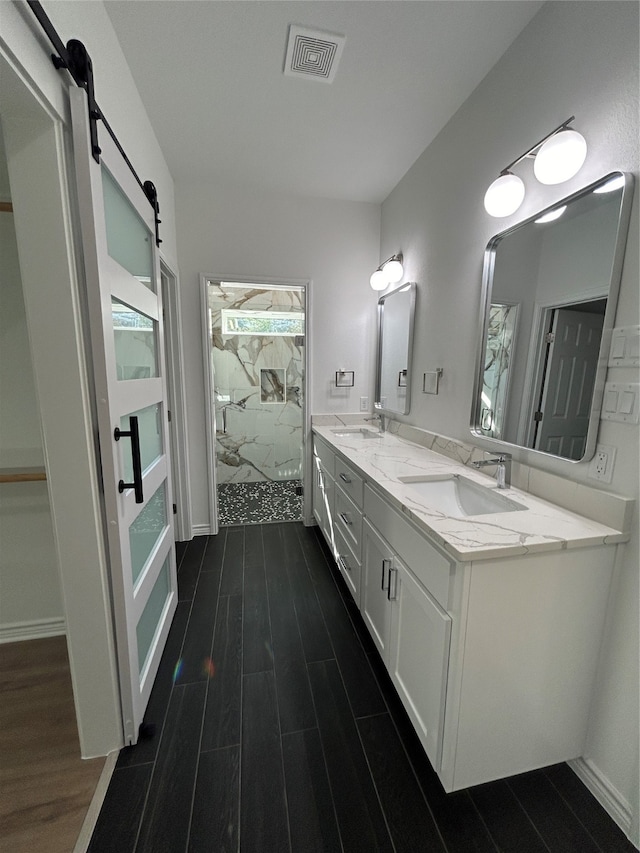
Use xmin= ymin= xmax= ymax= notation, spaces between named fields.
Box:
xmin=312 ymin=425 xmax=628 ymax=562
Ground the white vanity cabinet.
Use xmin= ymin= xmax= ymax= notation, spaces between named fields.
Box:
xmin=312 ymin=433 xmax=618 ymax=793
xmin=388 ymin=554 xmax=452 ymax=772
xmin=361 ymin=520 xmax=395 ymax=659
xmin=362 ymin=484 xmax=455 ymax=770
xmin=312 ymin=438 xmax=334 ymax=546
xmin=313 ymin=438 xmax=363 ymax=600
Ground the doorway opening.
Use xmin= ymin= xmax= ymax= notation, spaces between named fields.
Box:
xmin=527 ymin=298 xmax=607 ymax=459
xmin=203 ymin=279 xmax=307 ymax=527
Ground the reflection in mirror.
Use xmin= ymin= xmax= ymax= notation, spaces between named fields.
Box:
xmin=376 ymin=282 xmax=416 ymax=416
xmin=471 ymin=172 xmax=634 ymax=462
xmin=481 ymin=303 xmax=519 ymax=439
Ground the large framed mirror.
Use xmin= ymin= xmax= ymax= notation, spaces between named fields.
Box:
xmin=376 ymin=282 xmax=417 ymax=415
xmin=471 ymin=171 xmax=634 ymax=462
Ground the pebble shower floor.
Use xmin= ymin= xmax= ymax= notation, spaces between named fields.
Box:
xmin=217 ymin=479 xmax=302 ymax=525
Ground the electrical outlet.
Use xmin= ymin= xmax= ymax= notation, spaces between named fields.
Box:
xmin=588 ymin=443 xmax=616 ymax=484
xmin=360 ymin=396 xmax=369 ymax=411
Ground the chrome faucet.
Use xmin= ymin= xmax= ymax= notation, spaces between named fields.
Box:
xmin=364 ymin=413 xmax=386 ymax=432
xmin=472 ymin=453 xmax=511 ymax=489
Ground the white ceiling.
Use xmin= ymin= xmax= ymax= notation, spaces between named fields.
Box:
xmin=105 ymin=2 xmax=542 ymax=203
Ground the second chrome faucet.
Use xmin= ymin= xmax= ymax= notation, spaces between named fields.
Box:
xmin=472 ymin=453 xmax=512 ymax=489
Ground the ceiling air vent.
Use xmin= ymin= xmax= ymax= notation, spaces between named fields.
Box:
xmin=284 ymin=25 xmax=346 ymax=84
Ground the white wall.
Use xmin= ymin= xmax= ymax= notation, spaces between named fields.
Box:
xmin=175 ymin=182 xmax=380 ymax=529
xmin=380 ymin=1 xmax=639 ymax=841
xmin=0 ymin=211 xmax=63 ymax=634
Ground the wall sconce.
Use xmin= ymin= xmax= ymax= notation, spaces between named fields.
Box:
xmin=484 ymin=116 xmax=587 ymax=218
xmin=370 ymin=253 xmax=404 ymax=291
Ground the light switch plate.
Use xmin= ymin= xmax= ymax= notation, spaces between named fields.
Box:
xmin=601 ymin=383 xmax=640 ymax=423
xmin=422 ymin=368 xmax=443 ymax=394
xmin=608 ymin=326 xmax=640 ymax=366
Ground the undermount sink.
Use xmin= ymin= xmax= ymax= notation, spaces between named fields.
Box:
xmin=398 ymin=474 xmax=527 ymax=518
xmin=331 ymin=428 xmax=381 ymax=440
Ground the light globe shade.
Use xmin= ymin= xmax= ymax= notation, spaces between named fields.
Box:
xmin=383 ymin=258 xmax=403 ymax=284
xmin=483 ymin=173 xmax=525 ymax=217
xmin=370 ymin=269 xmax=388 ymax=291
xmin=533 ymin=129 xmax=587 ymax=185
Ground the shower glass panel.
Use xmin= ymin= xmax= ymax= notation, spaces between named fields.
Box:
xmin=207 ymin=281 xmax=305 ymax=525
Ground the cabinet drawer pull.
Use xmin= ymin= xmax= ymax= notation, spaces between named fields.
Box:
xmin=387 ymin=566 xmax=398 ymax=601
xmin=339 ymin=512 xmax=352 ymax=526
xmin=339 ymin=472 xmax=352 ymax=484
xmin=338 ymin=555 xmax=351 ymax=573
xmin=381 ymin=558 xmax=392 ymax=590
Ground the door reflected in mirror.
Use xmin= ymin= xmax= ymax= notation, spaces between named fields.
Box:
xmin=376 ymin=282 xmax=416 ymax=416
xmin=471 ymin=172 xmax=634 ymax=462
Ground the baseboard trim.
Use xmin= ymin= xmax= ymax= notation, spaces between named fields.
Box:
xmin=0 ymin=617 xmax=66 ymax=644
xmin=569 ymin=757 xmax=636 ymax=845
xmin=73 ymin=749 xmax=119 ymax=853
xmin=191 ymin=523 xmax=211 ymax=536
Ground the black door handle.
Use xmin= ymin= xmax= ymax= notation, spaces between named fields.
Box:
xmin=114 ymin=416 xmax=144 ymax=503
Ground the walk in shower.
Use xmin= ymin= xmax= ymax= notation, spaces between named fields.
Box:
xmin=204 ymin=280 xmax=305 ymax=526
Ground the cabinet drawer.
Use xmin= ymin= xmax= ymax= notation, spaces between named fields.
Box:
xmin=335 ymin=486 xmax=362 ymax=557
xmin=334 ymin=457 xmax=364 ymax=508
xmin=333 ymin=524 xmax=361 ymax=602
xmin=364 ymin=484 xmax=453 ymax=608
xmin=313 ymin=437 xmax=335 ymax=478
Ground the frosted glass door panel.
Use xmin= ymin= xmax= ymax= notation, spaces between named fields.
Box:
xmin=102 ymin=166 xmax=155 ymax=290
xmin=136 ymin=554 xmax=170 ymax=675
xmin=129 ymin=483 xmax=167 ymax=586
xmin=120 ymin=404 xmax=163 ymax=481
xmin=112 ymin=299 xmax=158 ymax=380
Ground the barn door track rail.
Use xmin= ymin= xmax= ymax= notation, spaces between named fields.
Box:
xmin=27 ymin=0 xmax=162 ymax=246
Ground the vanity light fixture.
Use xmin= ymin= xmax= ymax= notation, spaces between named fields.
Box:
xmin=484 ymin=116 xmax=588 ymax=218
xmin=370 ymin=253 xmax=404 ymax=291
xmin=533 ymin=128 xmax=587 ymax=185
xmin=483 ymin=173 xmax=526 ymax=218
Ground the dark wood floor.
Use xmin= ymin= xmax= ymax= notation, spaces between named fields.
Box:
xmin=88 ymin=523 xmax=636 ymax=852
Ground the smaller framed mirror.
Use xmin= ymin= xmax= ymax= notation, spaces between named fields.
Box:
xmin=376 ymin=282 xmax=417 ymax=415
xmin=471 ymin=171 xmax=634 ymax=462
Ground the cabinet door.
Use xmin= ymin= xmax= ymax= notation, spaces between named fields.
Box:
xmin=313 ymin=456 xmax=334 ymax=548
xmin=334 ymin=524 xmax=361 ymax=603
xmin=312 ymin=455 xmax=325 ymax=529
xmin=362 ymin=520 xmax=394 ymax=662
xmin=389 ymin=563 xmax=451 ymax=770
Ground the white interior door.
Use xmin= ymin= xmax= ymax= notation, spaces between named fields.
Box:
xmin=70 ymin=88 xmax=177 ymax=744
